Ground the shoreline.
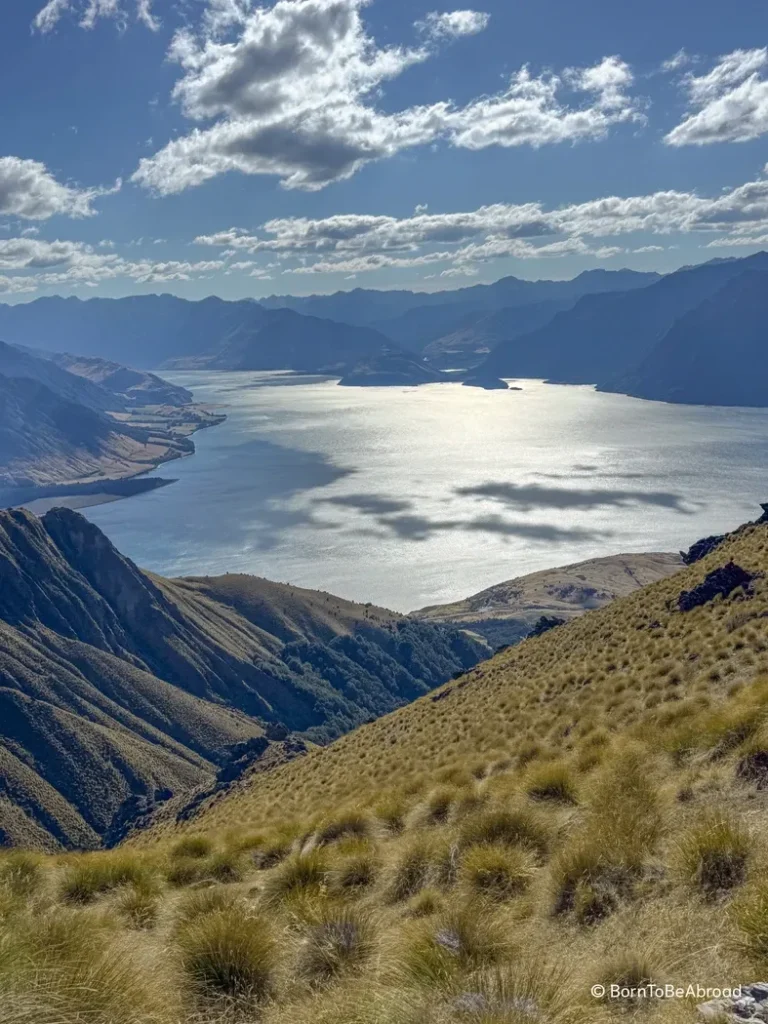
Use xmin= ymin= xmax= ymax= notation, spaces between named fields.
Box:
xmin=2 ymin=402 xmax=225 ymax=515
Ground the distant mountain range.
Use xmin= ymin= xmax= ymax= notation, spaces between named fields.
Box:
xmin=1 ymin=255 xmax=767 ymax=405
xmin=603 ymin=267 xmax=768 ymax=406
xmin=0 ymin=268 xmax=658 ymax=376
xmin=0 ymin=507 xmax=485 ymax=849
xmin=478 ymin=252 xmax=768 ymax=406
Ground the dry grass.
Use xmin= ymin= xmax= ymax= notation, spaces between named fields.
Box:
xmin=5 ymin=520 xmax=768 ymax=1021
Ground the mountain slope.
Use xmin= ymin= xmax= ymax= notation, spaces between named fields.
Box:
xmin=603 ymin=268 xmax=768 ymax=406
xmin=415 ymin=551 xmax=683 ymax=646
xmin=43 ymin=351 xmax=194 ymax=408
xmin=5 ymin=515 xmax=768 ymax=1023
xmin=0 ymin=508 xmax=485 ymax=849
xmin=167 ymin=308 xmax=394 ymax=373
xmin=480 ymin=251 xmax=768 ymax=384
xmin=0 ymin=296 xmax=397 ymax=374
xmin=0 ymin=374 xmax=191 ymax=493
xmin=0 ymin=339 xmax=122 ymax=413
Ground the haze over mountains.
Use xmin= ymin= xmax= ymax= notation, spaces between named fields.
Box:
xmin=0 ymin=253 xmax=766 ymax=405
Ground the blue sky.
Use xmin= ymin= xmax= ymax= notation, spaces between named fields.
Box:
xmin=1 ymin=0 xmax=768 ymax=302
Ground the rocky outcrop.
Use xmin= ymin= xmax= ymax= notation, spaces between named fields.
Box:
xmin=678 ymin=562 xmax=756 ymax=612
xmin=699 ymin=982 xmax=768 ymax=1021
xmin=527 ymin=616 xmax=567 ymax=638
xmin=681 ymin=534 xmax=727 ymax=565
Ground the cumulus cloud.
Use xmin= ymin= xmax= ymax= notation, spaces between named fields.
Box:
xmin=665 ymin=48 xmax=768 ymax=145
xmin=33 ymin=0 xmax=158 ymax=31
xmin=193 ymin=164 xmax=768 ymax=276
xmin=132 ymin=0 xmax=641 ymax=194
xmin=0 ymin=232 xmax=225 ymax=294
xmin=0 ymin=157 xmax=120 ymax=220
xmin=416 ymin=10 xmax=490 ymax=41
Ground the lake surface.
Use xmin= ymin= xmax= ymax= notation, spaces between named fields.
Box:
xmin=84 ymin=373 xmax=768 ymax=612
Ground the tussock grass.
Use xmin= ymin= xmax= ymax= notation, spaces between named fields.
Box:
xmin=8 ymin=521 xmax=768 ymax=1021
xmin=59 ymin=853 xmax=157 ymax=904
xmin=261 ymin=850 xmax=330 ymax=908
xmin=176 ymin=905 xmax=276 ymax=1004
xmin=460 ymin=844 xmax=537 ymax=900
xmin=676 ymin=813 xmax=752 ymax=896
xmin=171 ymin=836 xmax=213 ymax=860
xmin=295 ymin=906 xmax=377 ymax=985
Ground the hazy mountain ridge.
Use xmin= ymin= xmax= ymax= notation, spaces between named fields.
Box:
xmin=479 ymin=251 xmax=768 ymax=387
xmin=0 ymin=508 xmax=485 ymax=849
xmin=602 ymin=267 xmax=768 ymax=406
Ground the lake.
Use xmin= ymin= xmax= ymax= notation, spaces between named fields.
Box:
xmin=84 ymin=373 xmax=768 ymax=612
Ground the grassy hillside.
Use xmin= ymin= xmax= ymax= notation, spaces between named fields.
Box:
xmin=3 ymin=514 xmax=768 ymax=1022
xmin=415 ymin=551 xmax=683 ymax=647
xmin=0 ymin=508 xmax=484 ymax=850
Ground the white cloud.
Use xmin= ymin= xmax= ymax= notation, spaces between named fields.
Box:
xmin=661 ymin=49 xmax=693 ymax=73
xmin=132 ymin=0 xmax=641 ymax=194
xmin=416 ymin=10 xmax=490 ymax=41
xmin=665 ymin=48 xmax=768 ymax=145
xmin=32 ymin=0 xmax=159 ymax=32
xmin=0 ymin=157 xmax=120 ymax=220
xmin=193 ymin=165 xmax=768 ymax=276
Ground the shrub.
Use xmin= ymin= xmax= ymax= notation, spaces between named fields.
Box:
xmin=676 ymin=813 xmax=751 ymax=896
xmin=524 ymin=762 xmax=577 ymax=804
xmin=405 ymin=888 xmax=444 ymax=919
xmin=460 ymin=845 xmax=537 ymax=900
xmin=458 ymin=806 xmax=551 ymax=857
xmin=296 ymin=906 xmax=377 ymax=984
xmin=372 ymin=795 xmax=408 ymax=835
xmin=261 ymin=850 xmax=329 ymax=908
xmin=176 ymin=906 xmax=276 ymax=1003
xmin=206 ymin=850 xmax=245 ymax=883
xmin=1 ymin=909 xmax=177 ymax=1023
xmin=171 ymin=835 xmax=214 ymax=860
xmin=59 ymin=854 xmax=155 ymax=904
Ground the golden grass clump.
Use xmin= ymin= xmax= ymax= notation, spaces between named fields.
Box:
xmin=59 ymin=852 xmax=157 ymax=904
xmin=176 ymin=905 xmax=276 ymax=1004
xmin=675 ymin=812 xmax=752 ymax=897
xmin=294 ymin=905 xmax=377 ymax=985
xmin=460 ymin=844 xmax=536 ymax=901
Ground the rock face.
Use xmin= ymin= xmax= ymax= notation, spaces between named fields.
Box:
xmin=682 ymin=534 xmax=727 ymax=565
xmin=0 ymin=508 xmax=486 ymax=850
xmin=527 ymin=616 xmax=567 ymax=638
xmin=678 ymin=562 xmax=756 ymax=612
xmin=698 ymin=982 xmax=768 ymax=1022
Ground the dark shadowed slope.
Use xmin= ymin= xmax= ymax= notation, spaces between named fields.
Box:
xmin=602 ymin=269 xmax=768 ymax=407
xmin=480 ymin=252 xmax=768 ymax=385
xmin=0 ymin=508 xmax=485 ymax=849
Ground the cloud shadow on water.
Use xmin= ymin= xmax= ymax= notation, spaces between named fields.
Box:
xmin=372 ymin=513 xmax=609 ymax=544
xmin=455 ymin=481 xmax=695 ymax=514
